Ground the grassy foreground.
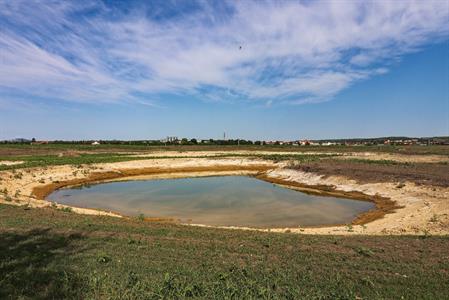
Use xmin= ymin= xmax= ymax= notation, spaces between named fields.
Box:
xmin=1 ymin=204 xmax=448 ymax=299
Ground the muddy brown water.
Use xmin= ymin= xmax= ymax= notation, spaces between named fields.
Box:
xmin=47 ymin=176 xmax=375 ymax=228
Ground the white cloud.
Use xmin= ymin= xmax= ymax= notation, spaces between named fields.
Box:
xmin=0 ymin=0 xmax=448 ymax=106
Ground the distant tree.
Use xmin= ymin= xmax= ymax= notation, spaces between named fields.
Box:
xmin=31 ymin=138 xmax=36 ymax=143
xmin=190 ymin=138 xmax=198 ymax=144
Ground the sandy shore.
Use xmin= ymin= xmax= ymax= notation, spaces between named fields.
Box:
xmin=0 ymin=152 xmax=448 ymax=235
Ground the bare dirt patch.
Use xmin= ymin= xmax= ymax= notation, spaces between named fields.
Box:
xmin=292 ymin=160 xmax=449 ymax=187
xmin=0 ymin=161 xmax=23 ymax=166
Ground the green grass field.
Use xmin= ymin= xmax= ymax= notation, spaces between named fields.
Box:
xmin=1 ymin=204 xmax=448 ymax=299
xmin=0 ymin=152 xmax=335 ymax=171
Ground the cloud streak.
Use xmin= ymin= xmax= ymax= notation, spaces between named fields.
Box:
xmin=0 ymin=0 xmax=448 ymax=106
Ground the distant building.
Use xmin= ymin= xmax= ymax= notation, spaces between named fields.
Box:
xmin=161 ymin=136 xmax=178 ymax=143
xmin=92 ymin=141 xmax=100 ymax=145
xmin=321 ymin=142 xmax=336 ymax=146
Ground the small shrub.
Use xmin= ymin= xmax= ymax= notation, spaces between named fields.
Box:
xmin=430 ymin=214 xmax=439 ymax=223
xmin=137 ymin=213 xmax=145 ymax=221
xmin=38 ymin=178 xmax=45 ymax=184
xmin=4 ymin=195 xmax=12 ymax=202
xmin=355 ymin=247 xmax=374 ymax=257
xmin=59 ymin=206 xmax=73 ymax=213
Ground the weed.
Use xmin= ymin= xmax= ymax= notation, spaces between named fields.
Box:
xmin=97 ymin=254 xmax=111 ymax=264
xmin=355 ymin=247 xmax=374 ymax=257
xmin=421 ymin=229 xmax=431 ymax=238
xmin=430 ymin=214 xmax=439 ymax=223
xmin=59 ymin=206 xmax=73 ymax=213
xmin=137 ymin=213 xmax=145 ymax=221
xmin=360 ymin=277 xmax=375 ymax=288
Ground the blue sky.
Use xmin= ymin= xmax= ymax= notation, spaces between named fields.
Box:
xmin=0 ymin=0 xmax=448 ymax=140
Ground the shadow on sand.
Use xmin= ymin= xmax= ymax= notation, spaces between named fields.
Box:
xmin=0 ymin=228 xmax=86 ymax=299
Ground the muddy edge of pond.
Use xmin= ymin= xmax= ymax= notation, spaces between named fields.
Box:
xmin=32 ymin=165 xmax=399 ymax=227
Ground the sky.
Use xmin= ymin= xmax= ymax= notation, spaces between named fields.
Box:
xmin=0 ymin=0 xmax=448 ymax=141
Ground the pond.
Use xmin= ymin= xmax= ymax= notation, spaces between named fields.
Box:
xmin=47 ymin=176 xmax=375 ymax=228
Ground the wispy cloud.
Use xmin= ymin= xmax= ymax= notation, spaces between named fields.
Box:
xmin=0 ymin=0 xmax=448 ymax=106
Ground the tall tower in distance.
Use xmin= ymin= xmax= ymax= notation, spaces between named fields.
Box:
xmin=223 ymin=131 xmax=226 ymax=140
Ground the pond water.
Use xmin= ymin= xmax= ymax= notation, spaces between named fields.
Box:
xmin=47 ymin=176 xmax=374 ymax=228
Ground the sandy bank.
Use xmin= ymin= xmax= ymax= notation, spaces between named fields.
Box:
xmin=0 ymin=155 xmax=448 ymax=235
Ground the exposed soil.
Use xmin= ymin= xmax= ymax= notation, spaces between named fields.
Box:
xmin=292 ymin=160 xmax=449 ymax=187
xmin=1 ymin=154 xmax=448 ymax=235
xmin=256 ymin=174 xmax=400 ymax=226
xmin=0 ymin=161 xmax=23 ymax=166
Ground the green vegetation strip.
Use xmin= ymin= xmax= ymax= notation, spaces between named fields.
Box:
xmin=0 ymin=204 xmax=448 ymax=299
xmin=0 ymin=153 xmax=144 ymax=171
xmin=0 ymin=153 xmax=336 ymax=171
